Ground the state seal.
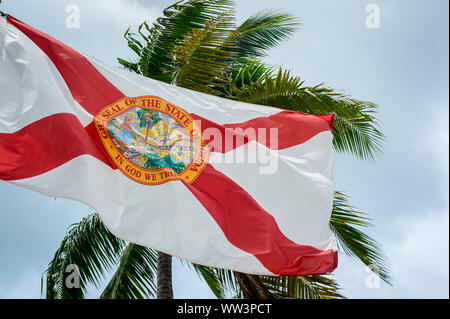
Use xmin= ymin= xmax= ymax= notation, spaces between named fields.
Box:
xmin=94 ymin=96 xmax=209 ymax=185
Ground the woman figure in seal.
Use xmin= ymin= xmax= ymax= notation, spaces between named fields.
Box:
xmin=116 ymin=116 xmax=135 ymax=145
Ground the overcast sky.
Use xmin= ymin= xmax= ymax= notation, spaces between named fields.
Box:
xmin=0 ymin=0 xmax=448 ymax=299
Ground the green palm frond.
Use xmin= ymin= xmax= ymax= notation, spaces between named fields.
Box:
xmin=100 ymin=244 xmax=158 ymax=299
xmin=260 ymin=275 xmax=343 ymax=299
xmin=229 ymin=60 xmax=274 ymax=90
xmin=215 ymin=269 xmax=241 ymax=298
xmin=213 ymin=269 xmax=343 ymax=299
xmin=330 ymin=191 xmax=392 ymax=284
xmin=234 ymin=10 xmax=301 ymax=59
xmin=117 ymin=57 xmax=140 ymax=74
xmin=119 ymin=0 xmax=235 ymax=82
xmin=44 ymin=214 xmax=125 ymax=299
xmin=230 ymin=68 xmax=384 ymax=160
xmin=304 ymin=86 xmax=384 ymax=160
xmin=171 ymin=11 xmax=237 ymax=94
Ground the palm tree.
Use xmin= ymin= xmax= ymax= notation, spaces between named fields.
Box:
xmin=136 ymin=109 xmax=161 ymax=143
xmin=44 ymin=0 xmax=390 ymax=299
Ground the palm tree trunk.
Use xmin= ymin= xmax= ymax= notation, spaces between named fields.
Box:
xmin=157 ymin=251 xmax=173 ymax=299
xmin=145 ymin=123 xmax=150 ymax=143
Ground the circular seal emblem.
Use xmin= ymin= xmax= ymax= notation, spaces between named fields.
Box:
xmin=94 ymin=96 xmax=209 ymax=185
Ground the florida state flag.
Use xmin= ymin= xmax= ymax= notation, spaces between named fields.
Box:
xmin=0 ymin=15 xmax=337 ymax=275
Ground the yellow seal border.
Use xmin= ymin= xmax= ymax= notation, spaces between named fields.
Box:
xmin=94 ymin=96 xmax=209 ymax=185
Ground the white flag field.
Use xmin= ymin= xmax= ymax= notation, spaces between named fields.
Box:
xmin=0 ymin=15 xmax=337 ymax=276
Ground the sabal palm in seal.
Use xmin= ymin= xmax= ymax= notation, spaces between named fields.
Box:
xmin=137 ymin=109 xmax=161 ymax=143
